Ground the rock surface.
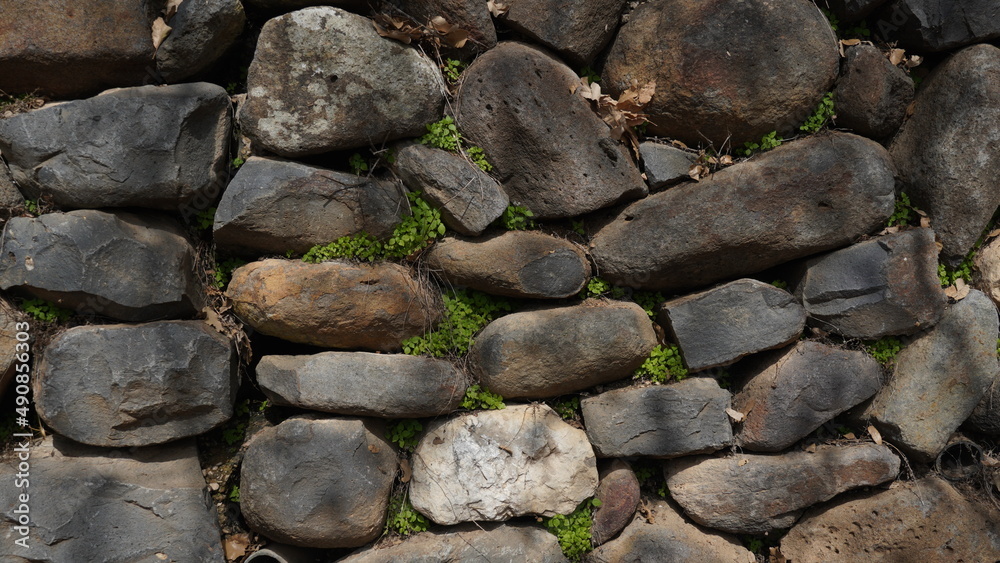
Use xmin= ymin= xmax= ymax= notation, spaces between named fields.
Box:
xmin=0 ymin=167 xmax=24 ymax=209
xmin=877 ymin=0 xmax=1000 ymax=52
xmin=469 ymin=301 xmax=657 ymax=398
xmin=156 ymin=0 xmax=247 ymax=83
xmin=502 ymin=0 xmax=628 ymax=65
xmin=834 ymin=44 xmax=914 ymax=140
xmin=0 ymin=300 xmax=20 ymax=397
xmin=227 ymin=259 xmax=441 ymax=351
xmin=410 ymin=404 xmax=598 ymax=525
xmin=965 ymin=378 xmax=1000 ymax=435
xmin=241 ymin=416 xmax=397 ymax=548
xmin=455 ymin=42 xmax=646 ymax=219
xmin=639 ymin=142 xmax=697 ymax=190
xmin=826 ymin=0 xmax=891 ymax=21
xmin=591 ymin=460 xmax=640 ymax=546
xmin=342 ymin=523 xmax=566 ymax=562
xmin=591 ymin=132 xmax=896 ymax=292
xmin=974 ymin=235 xmax=1000 ymax=308
xmin=581 ymin=379 xmax=733 ymax=458
xmin=390 ymin=0 xmax=497 ymax=52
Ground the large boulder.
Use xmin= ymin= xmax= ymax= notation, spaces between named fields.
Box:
xmin=156 ymin=0 xmax=247 ymax=83
xmin=502 ymin=0 xmax=629 ymax=65
xmin=876 ymin=0 xmax=1000 ymax=52
xmin=834 ymin=44 xmax=914 ymax=140
xmin=341 ymin=523 xmax=566 ymax=562
xmin=590 ymin=132 xmax=896 ymax=292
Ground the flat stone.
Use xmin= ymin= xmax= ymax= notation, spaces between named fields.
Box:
xmin=502 ymin=0 xmax=629 ymax=65
xmin=591 ymin=460 xmax=641 ymax=546
xmin=341 ymin=523 xmax=566 ymax=562
xmin=876 ymin=0 xmax=1000 ymax=52
xmin=156 ymin=0 xmax=247 ymax=83
xmin=834 ymin=44 xmax=914 ymax=140
xmin=639 ymin=142 xmax=697 ymax=190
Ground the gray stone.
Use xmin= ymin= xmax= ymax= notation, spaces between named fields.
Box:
xmin=502 ymin=0 xmax=629 ymax=65
xmin=241 ymin=416 xmax=397 ymax=548
xmin=581 ymin=379 xmax=733 ymax=458
xmin=0 ymin=83 xmax=231 ymax=210
xmin=826 ymin=0 xmax=891 ymax=21
xmin=0 ymin=166 xmax=24 ymax=210
xmin=0 ymin=437 xmax=225 ymax=562
xmin=0 ymin=210 xmax=204 ymax=321
xmin=455 ymin=42 xmax=647 ymax=219
xmin=863 ymin=289 xmax=1000 ymax=462
xmin=391 ymin=0 xmax=497 ymax=53
xmin=469 ymin=301 xmax=657 ymax=399
xmin=243 ymin=0 xmax=365 ymax=11
xmin=877 ymin=0 xmax=1000 ymax=52
xmin=341 ymin=523 xmax=566 ymax=562
xmin=240 ymin=7 xmax=446 ymax=156
xmin=733 ymin=341 xmax=883 ymax=452
xmin=0 ymin=300 xmax=19 ymax=400
xmin=800 ymin=228 xmax=946 ymax=339
xmin=590 ymin=132 xmax=896 ymax=292
xmin=156 ymin=0 xmax=247 ymax=83
xmin=256 ymin=352 xmax=465 ymax=418
xmin=410 ymin=404 xmax=598 ymax=525
xmin=834 ymin=44 xmax=914 ymax=140
xmin=657 ymin=279 xmax=806 ymax=371
xmin=394 ymin=143 xmax=508 ymax=236
xmin=214 ymin=157 xmax=408 ymax=255
xmin=665 ymin=444 xmax=900 ymax=534
xmin=592 ymin=460 xmax=640 ymax=546
xmin=974 ymin=235 xmax=1000 ymax=308
xmin=639 ymin=142 xmax=697 ymax=190
xmin=425 ymin=232 xmax=591 ymax=299
xmin=965 ymin=377 xmax=1000 ymax=435
xmin=889 ymin=44 xmax=1000 ymax=265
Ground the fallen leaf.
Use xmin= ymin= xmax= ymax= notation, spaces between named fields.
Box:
xmin=433 ymin=436 xmax=444 ymax=445
xmin=165 ymin=0 xmax=184 ymax=21
xmin=879 ymin=225 xmax=900 ymax=236
xmin=368 ymin=444 xmax=380 ymax=453
xmin=400 ymin=459 xmax=412 ymax=483
xmin=868 ymin=425 xmax=883 ymax=445
xmin=670 ymin=140 xmax=689 ymax=150
xmin=487 ymin=0 xmax=509 ymax=17
xmin=905 ymin=100 xmax=917 ymax=118
xmin=155 ymin=554 xmax=168 ymax=561
xmin=738 ymin=458 xmax=749 ymax=467
xmin=725 ymin=408 xmax=745 ymax=423
xmin=839 ymin=38 xmax=861 ymax=57
xmin=920 ymin=215 xmax=931 ymax=228
xmin=719 ymin=155 xmax=734 ymax=166
xmin=805 ymin=443 xmax=818 ymax=453
xmin=202 ymin=306 xmax=226 ymax=335
xmin=945 ymin=278 xmax=970 ymax=300
xmin=843 ymin=432 xmax=856 ymax=440
xmin=430 ymin=16 xmax=452 ymax=33
xmin=905 ymin=55 xmax=923 ymax=68
xmin=444 ymin=28 xmax=469 ymax=48
xmin=769 ymin=546 xmax=788 ymax=563
xmin=889 ymin=48 xmax=906 ymax=66
xmin=151 ymin=17 xmax=172 ymax=53
xmin=223 ymin=534 xmax=250 ymax=561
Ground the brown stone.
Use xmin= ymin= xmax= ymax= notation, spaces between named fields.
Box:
xmin=592 ymin=460 xmax=641 ymax=546
xmin=834 ymin=44 xmax=914 ymax=140
xmin=503 ymin=0 xmax=629 ymax=65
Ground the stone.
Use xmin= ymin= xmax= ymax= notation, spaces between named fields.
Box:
xmin=0 ymin=83 xmax=231 ymax=211
xmin=213 ymin=157 xmax=408 ymax=255
xmin=0 ymin=210 xmax=203 ymax=321
xmin=469 ymin=301 xmax=657 ymax=398
xmin=0 ymin=166 xmax=24 ymax=210
xmin=0 ymin=0 xmax=154 ymax=98
xmin=240 ymin=7 xmax=446 ymax=156
xmin=586 ymin=499 xmax=755 ymax=563
xmin=825 ymin=0 xmax=892 ymax=21
xmin=341 ymin=523 xmax=566 ymax=562
xmin=502 ymin=0 xmax=629 ymax=65
xmin=156 ymin=0 xmax=247 ymax=83
xmin=781 ymin=476 xmax=1000 ymax=561
xmin=36 ymin=321 xmax=237 ymax=447
xmin=226 ymin=259 xmax=441 ymax=351
xmin=863 ymin=289 xmax=1000 ymax=462
xmin=390 ymin=0 xmax=497 ymax=52
xmin=591 ymin=460 xmax=641 ymax=546
xmin=393 ymin=143 xmax=508 ymax=236
xmin=639 ymin=142 xmax=697 ymax=190
xmin=455 ymin=42 xmax=647 ymax=219
xmin=974 ymin=235 xmax=1000 ymax=308
xmin=590 ymin=132 xmax=896 ymax=292
xmin=602 ymin=0 xmax=839 ymax=146
xmin=581 ymin=379 xmax=733 ymax=458
xmin=656 ymin=279 xmax=806 ymax=371
xmin=733 ymin=341 xmax=883 ymax=452
xmin=0 ymin=437 xmax=225 ymax=562
xmin=876 ymin=0 xmax=1000 ymax=52
xmin=241 ymin=416 xmax=397 ymax=548
xmin=834 ymin=44 xmax=914 ymax=140
xmin=425 ymin=232 xmax=591 ymax=299
xmin=799 ymin=228 xmax=946 ymax=339
xmin=965 ymin=377 xmax=1000 ymax=435
xmin=244 ymin=0 xmax=365 ymax=11
xmin=889 ymin=44 xmax=1000 ymax=265
xmin=410 ymin=404 xmax=598 ymax=525
xmin=256 ymin=352 xmax=465 ymax=418
xmin=664 ymin=444 xmax=900 ymax=534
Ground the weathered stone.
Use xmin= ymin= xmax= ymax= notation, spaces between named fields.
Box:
xmin=425 ymin=232 xmax=591 ymax=299
xmin=0 ymin=437 xmax=225 ymax=562
xmin=502 ymin=0 xmax=628 ymax=65
xmin=834 ymin=44 xmax=914 ymax=140
xmin=391 ymin=0 xmax=497 ymax=52
xmin=592 ymin=460 xmax=640 ymax=546
xmin=965 ymin=377 xmax=1000 ymax=435
xmin=410 ymin=404 xmax=598 ymax=525
xmin=36 ymin=321 xmax=236 ymax=447
xmin=469 ymin=301 xmax=657 ymax=398
xmin=0 ymin=166 xmax=24 ymax=209
xmin=240 ymin=7 xmax=445 ymax=156
xmin=227 ymin=259 xmax=441 ymax=351
xmin=582 ymin=379 xmax=733 ymax=458
xmin=455 ymin=42 xmax=647 ymax=219
xmin=341 ymin=523 xmax=566 ymax=562
xmin=0 ymin=83 xmax=231 ymax=210
xmin=863 ymin=289 xmax=1000 ymax=462
xmin=657 ymin=279 xmax=806 ymax=371
xmin=639 ymin=142 xmax=697 ymax=190
xmin=665 ymin=444 xmax=900 ymax=534
xmin=800 ymin=228 xmax=946 ymax=339
xmin=825 ymin=0 xmax=891 ymax=21
xmin=394 ymin=143 xmax=507 ymax=236
xmin=974 ymin=235 xmax=1000 ymax=308
xmin=214 ymin=157 xmax=408 ymax=255
xmin=0 ymin=210 xmax=203 ymax=321
xmin=590 ymin=132 xmax=896 ymax=292
xmin=586 ymin=499 xmax=755 ymax=563
xmin=602 ymin=0 xmax=839 ymax=146
xmin=156 ymin=0 xmax=247 ymax=83
xmin=877 ymin=0 xmax=1000 ymax=52
xmin=733 ymin=341 xmax=883 ymax=452
xmin=244 ymin=0 xmax=365 ymax=11
xmin=256 ymin=352 xmax=465 ymax=418
xmin=782 ymin=476 xmax=1000 ymax=561
xmin=889 ymin=44 xmax=1000 ymax=265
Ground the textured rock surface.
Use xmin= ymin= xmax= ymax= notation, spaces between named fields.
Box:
xmin=469 ymin=301 xmax=657 ymax=398
xmin=974 ymin=235 xmax=1000 ymax=308
xmin=581 ymin=379 xmax=733 ymax=458
xmin=156 ymin=0 xmax=247 ymax=82
xmin=256 ymin=352 xmax=465 ymax=418
xmin=341 ymin=523 xmax=566 ymax=562
xmin=390 ymin=0 xmax=497 ymax=52
xmin=826 ymin=0 xmax=891 ymax=21
xmin=639 ymin=142 xmax=697 ymax=190
xmin=591 ymin=461 xmax=640 ymax=546
xmin=227 ymin=259 xmax=441 ymax=351
xmin=889 ymin=44 xmax=1000 ymax=265
xmin=0 ymin=300 xmax=20 ymax=397
xmin=241 ymin=416 xmax=397 ymax=548
xmin=591 ymin=133 xmax=896 ymax=292
xmin=657 ymin=279 xmax=805 ymax=371
xmin=834 ymin=44 xmax=914 ymax=140
xmin=966 ymin=377 xmax=1000 ymax=435
xmin=864 ymin=289 xmax=1000 ymax=461
xmin=0 ymin=437 xmax=225 ymax=562
xmin=877 ymin=0 xmax=1000 ymax=52
xmin=214 ymin=157 xmax=407 ymax=255
xmin=455 ymin=42 xmax=646 ymax=219
xmin=0 ymin=167 xmax=24 ymax=209
xmin=425 ymin=232 xmax=591 ymax=299
xmin=502 ymin=0 xmax=628 ymax=65
xmin=410 ymin=404 xmax=598 ymax=525
xmin=0 ymin=210 xmax=203 ymax=321
xmin=734 ymin=341 xmax=883 ymax=452
xmin=0 ymin=83 xmax=231 ymax=210
xmin=665 ymin=444 xmax=900 ymax=534
xmin=240 ymin=7 xmax=445 ymax=156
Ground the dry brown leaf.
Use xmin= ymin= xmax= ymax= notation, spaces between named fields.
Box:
xmin=487 ymin=0 xmax=509 ymax=17
xmin=889 ymin=48 xmax=906 ymax=66
xmin=165 ymin=0 xmax=185 ymax=21
xmin=202 ymin=306 xmax=226 ymax=335
xmin=805 ymin=443 xmax=818 ymax=453
xmin=738 ymin=458 xmax=749 ymax=467
xmin=920 ymin=215 xmax=931 ymax=228
xmin=725 ymin=408 xmax=745 ymax=423
xmin=905 ymin=100 xmax=917 ymax=118
xmin=445 ymin=28 xmax=469 ymax=48
xmin=688 ymin=163 xmax=709 ymax=181
xmin=433 ymin=436 xmax=444 ymax=444
xmin=905 ymin=55 xmax=923 ymax=68
xmin=430 ymin=16 xmax=451 ymax=33
xmin=368 ymin=444 xmax=380 ymax=453
xmin=945 ymin=278 xmax=970 ymax=300
xmin=400 ymin=459 xmax=412 ymax=483
xmin=670 ymin=140 xmax=689 ymax=150
xmin=770 ymin=547 xmax=788 ymax=563
xmin=868 ymin=425 xmax=883 ymax=445
xmin=879 ymin=225 xmax=900 ymax=236
xmin=839 ymin=38 xmax=861 ymax=57
xmin=224 ymin=534 xmax=251 ymax=561
xmin=152 ymin=17 xmax=172 ymax=53
xmin=719 ymin=155 xmax=734 ymax=165
xmin=843 ymin=432 xmax=856 ymax=440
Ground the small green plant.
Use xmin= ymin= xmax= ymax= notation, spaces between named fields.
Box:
xmin=402 ymin=289 xmax=511 ymax=357
xmin=544 ymin=498 xmax=602 ymax=560
xmin=822 ymin=8 xmax=871 ymax=38
xmin=864 ymin=336 xmax=903 ymax=365
xmin=419 ymin=116 xmax=461 ymax=152
xmin=195 ymin=207 xmax=216 ymax=230
xmin=552 ymin=397 xmax=580 ymax=420
xmin=579 ymin=276 xmax=627 ymax=300
xmin=579 ymin=66 xmax=601 ymax=83
xmin=771 ymin=279 xmax=788 ymax=290
xmin=20 ymin=298 xmax=71 ymax=323
xmin=740 ymin=131 xmax=782 ymax=157
xmin=632 ymin=290 xmax=665 ymax=319
xmin=387 ymin=419 xmax=423 ymax=451
xmin=222 ymin=423 xmax=246 ymax=447
xmin=633 ymin=465 xmax=655 ymax=485
xmin=800 ymin=92 xmax=836 ymax=134
xmin=939 ymin=252 xmax=975 ymax=287
xmin=571 ymin=220 xmax=586 ymax=237
xmin=466 ymin=145 xmax=492 ymax=172
xmin=743 ymin=535 xmax=764 ymax=555
xmin=888 ymin=192 xmax=915 ymax=227
xmin=213 ymin=258 xmax=246 ymax=290
xmin=633 ymin=344 xmax=688 ymax=384
xmin=228 ymin=485 xmax=240 ymax=503
xmin=231 ymin=156 xmax=245 ymax=169
xmin=460 ymin=384 xmax=506 ymax=410
xmin=499 ymin=204 xmax=536 ymax=231
xmin=348 ymin=153 xmax=369 ymax=175
xmin=443 ymin=58 xmax=466 ymax=82
xmin=23 ymin=199 xmax=38 ymax=215
xmin=385 ymin=493 xmax=431 ymax=536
